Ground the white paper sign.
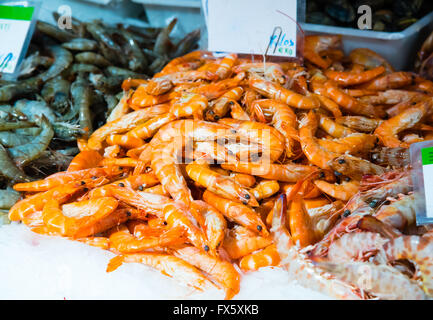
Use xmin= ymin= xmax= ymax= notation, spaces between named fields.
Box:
xmin=0 ymin=4 xmax=35 ymax=74
xmin=205 ymin=0 xmax=298 ymax=57
xmin=422 ymin=147 xmax=433 ymax=218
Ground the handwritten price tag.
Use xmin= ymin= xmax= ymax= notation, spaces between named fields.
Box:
xmin=204 ymin=0 xmax=298 ymax=57
xmin=0 ymin=4 xmax=35 ymax=74
xmin=421 ymin=147 xmax=433 ymax=219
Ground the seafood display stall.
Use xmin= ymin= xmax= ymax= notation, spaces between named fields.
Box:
xmin=1 ymin=0 xmax=433 ymax=301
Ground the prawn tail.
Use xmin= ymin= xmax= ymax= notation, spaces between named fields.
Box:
xmin=106 ymin=255 xmax=124 ymax=273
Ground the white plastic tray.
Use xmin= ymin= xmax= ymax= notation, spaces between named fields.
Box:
xmin=132 ymin=0 xmax=202 ymax=38
xmin=301 ymin=11 xmax=433 ymax=71
xmin=135 ymin=0 xmax=433 ymax=70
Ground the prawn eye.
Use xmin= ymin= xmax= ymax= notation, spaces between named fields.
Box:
xmin=126 ymin=211 xmax=131 ymax=217
xmin=118 ymin=183 xmax=125 ymax=187
xmin=214 ymin=115 xmax=220 ymax=120
xmin=343 ymin=209 xmax=351 ymax=217
xmin=338 ymin=159 xmax=345 ymax=164
xmin=138 ymin=185 xmax=144 ymax=191
xmin=208 ymin=110 xmax=214 ymax=115
xmin=230 ymin=129 xmax=237 ymax=134
xmin=334 ymin=171 xmax=342 ymax=176
xmin=257 ymin=225 xmax=263 ymax=231
xmin=244 ymin=194 xmax=251 ymax=199
xmin=204 ymin=245 xmax=210 ymax=252
xmin=80 ymin=181 xmax=86 ymax=185
xmin=318 ymin=171 xmax=325 ymax=178
xmin=344 ymin=177 xmax=351 ymax=182
xmin=369 ymin=200 xmax=378 ymax=208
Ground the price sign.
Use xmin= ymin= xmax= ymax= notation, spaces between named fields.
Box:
xmin=203 ymin=0 xmax=299 ymax=57
xmin=421 ymin=147 xmax=433 ymax=219
xmin=0 ymin=2 xmax=38 ymax=78
xmin=410 ymin=141 xmax=433 ymax=225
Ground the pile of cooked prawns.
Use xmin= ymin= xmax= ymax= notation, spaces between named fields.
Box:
xmin=8 ymin=35 xmax=433 ymax=300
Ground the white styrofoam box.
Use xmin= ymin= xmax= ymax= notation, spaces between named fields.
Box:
xmin=302 ymin=11 xmax=433 ymax=71
xmin=38 ymin=0 xmax=149 ymax=26
xmin=132 ymin=0 xmax=203 ymax=39
xmin=151 ymin=0 xmax=432 ymax=70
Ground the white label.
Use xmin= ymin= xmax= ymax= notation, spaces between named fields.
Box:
xmin=0 ymin=4 xmax=35 ymax=74
xmin=423 ymin=164 xmax=433 ymax=218
xmin=205 ymin=0 xmax=298 ymax=57
xmin=0 ymin=18 xmax=30 ymax=73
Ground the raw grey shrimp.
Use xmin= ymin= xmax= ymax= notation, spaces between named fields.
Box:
xmin=0 ymin=144 xmax=31 ymax=182
xmin=61 ymin=38 xmax=98 ymax=51
xmin=71 ymin=75 xmax=93 ymax=136
xmin=39 ymin=45 xmax=73 ymax=82
xmin=8 ymin=116 xmax=54 ymax=167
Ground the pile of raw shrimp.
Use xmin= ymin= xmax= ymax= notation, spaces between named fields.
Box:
xmin=8 ymin=35 xmax=433 ymax=300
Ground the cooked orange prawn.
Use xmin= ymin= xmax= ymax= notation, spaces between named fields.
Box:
xmin=271 ymin=193 xmax=363 ymax=299
xmin=67 ymin=150 xmax=103 ymax=172
xmin=9 ymin=181 xmax=92 ymax=221
xmin=75 ymin=237 xmax=110 ymax=250
xmin=107 ymin=253 xmax=217 ymax=292
xmin=193 ymin=200 xmax=227 ymax=252
xmin=127 ymin=113 xmax=177 ymax=141
xmin=239 ymin=244 xmax=281 ymax=271
xmin=252 ymin=99 xmax=298 ymax=158
xmin=349 ymin=48 xmax=394 ymax=73
xmin=335 ymin=116 xmax=383 ymax=132
xmin=13 ymin=167 xmax=109 ymax=192
xmin=203 ymin=190 xmax=268 ymax=236
xmin=314 ymin=180 xmax=360 ymax=201
xmin=223 ymin=224 xmax=273 ymax=260
xmin=315 ymin=94 xmax=343 ymax=118
xmin=251 ymin=180 xmax=280 ymax=201
xmin=88 ymin=104 xmax=171 ymax=150
xmin=205 ymin=86 xmax=244 ymax=121
xmin=217 ymin=119 xmax=285 ymax=162
xmin=249 ymin=78 xmax=320 ymax=109
xmin=108 ymin=225 xmax=186 ymax=253
xmin=304 ymin=35 xmax=342 ymax=69
xmin=163 ymin=202 xmax=210 ymax=253
xmin=170 ymin=92 xmax=208 ymax=120
xmin=357 ymin=72 xmax=413 ymax=91
xmin=88 ymin=173 xmax=159 ymax=199
xmin=42 ymin=197 xmax=118 ymax=237
xmin=157 ymin=50 xmax=205 ymax=75
xmin=324 ymin=66 xmax=385 ymax=86
xmin=287 ymin=193 xmax=317 ymax=248
xmin=150 ymin=120 xmax=240 ymax=205
xmin=221 ymin=161 xmax=318 ymax=183
xmin=105 ymin=134 xmax=144 ymax=149
xmin=172 ymin=245 xmax=241 ymax=300
xmin=317 ymin=133 xmax=377 ymax=155
xmin=329 ymin=154 xmax=386 ymax=180
xmin=375 ymin=98 xmax=433 ymax=148
xmin=324 ymin=81 xmax=380 ymax=117
xmin=142 ymin=184 xmax=170 ymax=196
xmin=299 ymin=111 xmax=340 ymax=169
xmin=318 ymin=114 xmax=356 ymax=138
xmin=233 ymin=62 xmax=286 ymax=84
xmin=186 ymin=162 xmax=258 ymax=206
xmin=215 ymin=53 xmax=237 ymax=79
